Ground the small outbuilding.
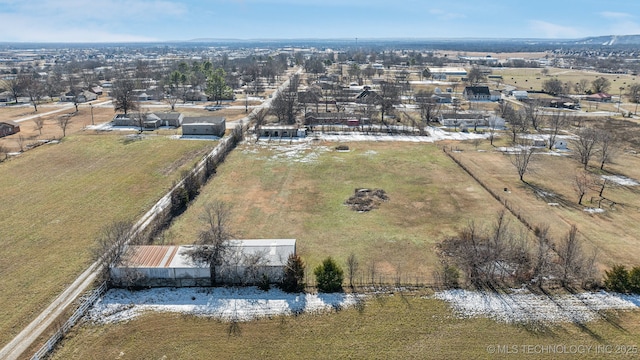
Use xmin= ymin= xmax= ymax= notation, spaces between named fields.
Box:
xmin=259 ymin=125 xmax=306 ymax=139
xmin=110 ymin=239 xmax=297 ymax=287
xmin=182 ymin=116 xmax=226 ymax=137
xmin=0 ymin=121 xmax=20 ymax=137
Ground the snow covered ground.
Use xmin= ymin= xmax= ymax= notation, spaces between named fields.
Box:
xmin=602 ymin=175 xmax=640 ymax=186
xmin=434 ymin=289 xmax=640 ymax=324
xmin=87 ymin=287 xmax=361 ymax=324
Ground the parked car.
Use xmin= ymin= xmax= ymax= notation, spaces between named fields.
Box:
xmin=205 ymin=105 xmax=225 ymax=111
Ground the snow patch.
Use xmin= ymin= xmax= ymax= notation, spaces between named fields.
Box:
xmin=88 ymin=287 xmax=361 ymax=324
xmin=434 ymin=289 xmax=639 ymax=324
xmin=583 ymin=207 xmax=606 ymax=214
xmin=602 ymin=175 xmax=640 ymax=186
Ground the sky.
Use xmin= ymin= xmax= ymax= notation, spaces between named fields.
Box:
xmin=1 ymin=0 xmax=640 ymax=42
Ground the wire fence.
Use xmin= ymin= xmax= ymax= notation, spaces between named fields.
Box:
xmin=31 ymin=281 xmax=107 ymax=360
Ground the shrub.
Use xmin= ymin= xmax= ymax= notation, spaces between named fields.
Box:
xmin=257 ymin=274 xmax=270 ymax=292
xmin=314 ymin=257 xmax=344 ymax=293
xmin=604 ymin=265 xmax=629 ymax=293
xmin=280 ymin=254 xmax=306 ymax=293
xmin=629 ymin=266 xmax=640 ymax=294
xmin=442 ymin=264 xmax=460 ymax=289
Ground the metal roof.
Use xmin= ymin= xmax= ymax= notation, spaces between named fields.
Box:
xmin=120 ymin=239 xmax=296 ymax=269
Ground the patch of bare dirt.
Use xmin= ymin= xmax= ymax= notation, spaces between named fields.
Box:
xmin=345 ymin=188 xmax=389 ymax=212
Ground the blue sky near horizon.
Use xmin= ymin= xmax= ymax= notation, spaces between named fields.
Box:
xmin=1 ymin=0 xmax=639 ymax=42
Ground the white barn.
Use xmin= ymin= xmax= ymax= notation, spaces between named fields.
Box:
xmin=110 ymin=239 xmax=296 ymax=287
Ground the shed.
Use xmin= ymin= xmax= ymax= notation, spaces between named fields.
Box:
xmin=182 ymin=116 xmax=226 ymax=137
xmin=512 ymin=91 xmax=529 ymax=100
xmin=260 ymin=125 xmax=305 ymax=138
xmin=0 ymin=121 xmax=20 ymax=137
xmin=110 ymin=239 xmax=297 ymax=287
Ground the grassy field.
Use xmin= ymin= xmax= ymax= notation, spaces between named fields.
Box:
xmin=48 ymin=131 xmax=640 ymax=358
xmin=449 ymin=134 xmax=640 ymax=268
xmin=51 ymin=294 xmax=640 ymax=359
xmin=0 ymin=133 xmax=215 ymax=348
xmin=493 ymin=67 xmax=638 ymax=96
xmin=165 ymin=141 xmax=508 ymax=284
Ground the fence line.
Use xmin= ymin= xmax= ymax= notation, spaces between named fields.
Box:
xmin=31 ymin=282 xmax=107 ymax=360
xmin=28 ymin=126 xmax=248 ymax=360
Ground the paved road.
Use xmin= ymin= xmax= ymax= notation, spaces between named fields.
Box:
xmin=0 ymin=70 xmax=298 ymax=360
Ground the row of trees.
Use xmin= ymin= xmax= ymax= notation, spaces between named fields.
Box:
xmin=438 ymin=211 xmax=598 ymax=289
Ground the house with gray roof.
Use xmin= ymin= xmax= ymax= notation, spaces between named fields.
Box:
xmin=182 ymin=116 xmax=226 ymax=137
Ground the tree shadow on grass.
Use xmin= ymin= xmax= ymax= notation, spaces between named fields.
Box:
xmin=521 ymin=181 xmax=580 ymax=210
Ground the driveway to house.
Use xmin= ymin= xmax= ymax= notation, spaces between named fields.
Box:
xmin=12 ymin=100 xmax=113 ymax=124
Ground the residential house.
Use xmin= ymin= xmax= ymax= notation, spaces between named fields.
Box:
xmin=0 ymin=91 xmax=15 ymax=103
xmin=61 ymin=90 xmax=97 ymax=103
xmin=586 ymin=93 xmax=612 ymax=102
xmin=182 ymin=116 xmax=226 ymax=137
xmin=463 ymin=86 xmax=492 ymax=101
xmin=113 ymin=112 xmax=183 ymax=129
xmin=155 ymin=112 xmax=184 ymax=127
xmin=0 ymin=121 xmax=20 ymax=137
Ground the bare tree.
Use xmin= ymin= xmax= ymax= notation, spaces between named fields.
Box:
xmin=33 ymin=117 xmax=45 ymax=136
xmin=112 ymin=77 xmax=139 ymax=115
xmin=573 ymin=170 xmax=591 ymax=205
xmin=556 ymin=225 xmax=595 ymax=288
xmin=574 ymin=79 xmax=590 ymax=94
xmin=16 ymin=134 xmax=26 ymax=152
xmin=542 ymin=78 xmax=563 ymax=95
xmin=592 ymin=77 xmax=611 ymax=94
xmin=415 ymin=90 xmax=440 ymax=126
xmin=509 ymin=138 xmax=536 ymax=182
xmin=572 ymin=127 xmax=599 ymax=169
xmin=628 ymin=83 xmax=640 ymax=114
xmin=346 ymin=253 xmax=359 ymax=288
xmin=376 ymin=81 xmax=400 ymax=130
xmin=0 ymin=144 xmax=8 ymax=160
xmin=21 ymin=74 xmax=44 ymax=112
xmin=466 ymin=66 xmax=486 ymax=86
xmin=531 ymin=224 xmax=553 ymax=287
xmin=44 ymin=72 xmax=64 ymax=101
xmin=546 ymin=111 xmax=568 ymax=150
xmin=524 ymin=101 xmax=541 ymax=131
xmin=596 ymin=129 xmax=618 ymax=170
xmin=3 ymin=76 xmax=23 ymax=104
xmin=250 ymin=108 xmax=269 ymax=141
xmin=188 ymin=201 xmax=234 ymax=286
xmin=505 ymin=108 xmax=527 ymax=143
xmin=92 ymin=221 xmax=138 ymax=282
xmin=57 ymin=115 xmax=72 ymax=137
xmin=487 ymin=116 xmax=501 ymax=146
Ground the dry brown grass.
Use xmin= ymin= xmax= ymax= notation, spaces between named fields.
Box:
xmin=0 ymin=133 xmax=215 ymax=348
xmin=51 ymin=295 xmax=640 ymax=360
xmin=165 ymin=141 xmax=513 ymax=284
xmin=451 ymin=136 xmax=640 ymax=268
